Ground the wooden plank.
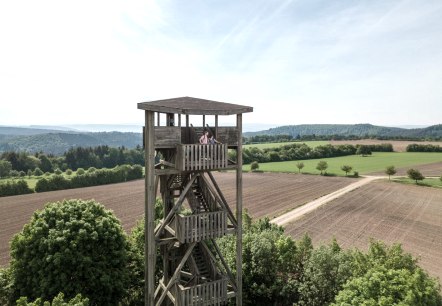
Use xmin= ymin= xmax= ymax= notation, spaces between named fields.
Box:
xmin=145 ymin=110 xmax=156 ymax=306
xmin=154 ymin=126 xmax=181 ymax=147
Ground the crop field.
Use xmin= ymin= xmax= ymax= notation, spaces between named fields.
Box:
xmin=330 ymin=139 xmax=442 ymax=152
xmin=284 ymin=180 xmax=442 ymax=280
xmin=0 ymin=172 xmax=353 ymax=267
xmin=244 ymin=152 xmax=442 ymax=176
xmin=244 ymin=140 xmax=328 ymax=149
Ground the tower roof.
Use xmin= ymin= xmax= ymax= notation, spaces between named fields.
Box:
xmin=138 ymin=96 xmax=253 ymax=115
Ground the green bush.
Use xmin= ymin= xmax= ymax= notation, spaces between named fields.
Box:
xmin=44 ymin=172 xmax=51 ymax=176
xmin=0 ymin=267 xmax=13 ymax=305
xmin=65 ymin=169 xmax=73 ymax=175
xmin=16 ymin=292 xmax=89 ymax=306
xmin=250 ymin=161 xmax=259 ymax=172
xmin=54 ymin=168 xmax=62 ymax=175
xmin=76 ymin=168 xmax=85 ymax=175
xmin=0 ymin=180 xmax=33 ymax=197
xmin=10 ymin=199 xmax=130 ymax=305
xmin=87 ymin=167 xmax=96 ymax=173
xmin=33 ymin=167 xmax=43 ymax=176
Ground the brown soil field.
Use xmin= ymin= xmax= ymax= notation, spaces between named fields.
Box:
xmin=369 ymin=161 xmax=442 ymax=177
xmin=0 ymin=173 xmax=353 ymax=267
xmin=329 ymin=139 xmax=442 ymax=152
xmin=285 ymin=180 xmax=442 ymax=281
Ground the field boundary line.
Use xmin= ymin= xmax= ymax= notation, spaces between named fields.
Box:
xmin=271 ymin=176 xmax=383 ymax=226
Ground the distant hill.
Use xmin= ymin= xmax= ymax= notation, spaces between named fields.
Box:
xmin=0 ymin=126 xmax=76 ymax=136
xmin=0 ymin=132 xmax=142 ymax=155
xmin=243 ymin=124 xmax=442 ymax=139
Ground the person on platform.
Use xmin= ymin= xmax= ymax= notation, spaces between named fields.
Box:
xmin=199 ymin=130 xmax=209 ymax=144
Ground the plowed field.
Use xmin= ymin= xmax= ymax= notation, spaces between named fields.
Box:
xmin=285 ymin=181 xmax=442 ymax=280
xmin=0 ymin=173 xmax=353 ymax=266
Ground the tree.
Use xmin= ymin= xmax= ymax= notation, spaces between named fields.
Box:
xmin=341 ymin=165 xmax=352 ymax=176
xmin=38 ymin=154 xmax=53 ymax=173
xmin=27 ymin=169 xmax=32 ymax=178
xmin=385 ymin=165 xmax=396 ymax=181
xmin=332 ymin=266 xmax=442 ymax=306
xmin=298 ymin=240 xmax=354 ymax=306
xmin=356 ymin=145 xmax=372 ymax=156
xmin=296 ymin=162 xmax=305 ymax=173
xmin=9 ymin=170 xmax=19 ymax=179
xmin=407 ymin=168 xmax=424 ymax=184
xmin=54 ymin=168 xmax=62 ymax=175
xmin=10 ymin=199 xmax=130 ymax=304
xmin=316 ymin=160 xmax=328 ymax=175
xmin=33 ymin=167 xmax=43 ymax=176
xmin=250 ymin=161 xmax=259 ymax=172
xmin=0 ymin=160 xmax=12 ymax=178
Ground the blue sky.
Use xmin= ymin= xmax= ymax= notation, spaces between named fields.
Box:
xmin=0 ymin=0 xmax=441 ymax=126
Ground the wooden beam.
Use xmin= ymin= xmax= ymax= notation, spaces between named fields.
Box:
xmin=154 ymin=175 xmax=198 ymax=239
xmin=215 ymin=115 xmax=218 ymax=138
xmin=236 ymin=113 xmax=243 ymax=306
xmin=203 ymin=115 xmax=205 ymax=127
xmin=155 ymin=242 xmax=196 ymax=306
xmin=178 ymin=114 xmax=181 ymax=127
xmin=186 ymin=115 xmax=189 ymax=127
xmin=157 ymin=112 xmax=160 ymax=127
xmin=145 ymin=110 xmax=156 ymax=306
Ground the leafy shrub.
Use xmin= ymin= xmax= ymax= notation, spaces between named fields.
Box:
xmin=87 ymin=167 xmax=96 ymax=173
xmin=16 ymin=292 xmax=89 ymax=306
xmin=250 ymin=161 xmax=259 ymax=172
xmin=0 ymin=180 xmax=33 ymax=197
xmin=33 ymin=167 xmax=43 ymax=176
xmin=0 ymin=267 xmax=13 ymax=305
xmin=9 ymin=170 xmax=19 ymax=178
xmin=44 ymin=172 xmax=51 ymax=176
xmin=76 ymin=168 xmax=85 ymax=175
xmin=353 ymin=171 xmax=359 ymax=177
xmin=19 ymin=171 xmax=26 ymax=177
xmin=35 ymin=175 xmax=69 ymax=192
xmin=407 ymin=168 xmax=424 ymax=184
xmin=65 ymin=169 xmax=73 ymax=175
xmin=10 ymin=199 xmax=130 ymax=305
xmin=54 ymin=168 xmax=62 ymax=175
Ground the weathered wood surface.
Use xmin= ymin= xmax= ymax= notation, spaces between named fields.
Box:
xmin=138 ymin=96 xmax=253 ymax=115
xmin=176 ymin=144 xmax=229 ymax=171
xmin=175 ymin=211 xmax=228 ymax=243
xmin=177 ymin=278 xmax=228 ymax=306
xmin=154 ymin=126 xmax=181 ymax=147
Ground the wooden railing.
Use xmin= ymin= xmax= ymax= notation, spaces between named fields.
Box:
xmin=175 ymin=211 xmax=227 ymax=243
xmin=177 ymin=278 xmax=228 ymax=306
xmin=176 ymin=144 xmax=228 ymax=171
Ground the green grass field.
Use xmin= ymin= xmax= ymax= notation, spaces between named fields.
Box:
xmin=244 ymin=141 xmax=329 ymax=149
xmin=243 ymin=152 xmax=442 ymax=175
xmin=392 ymin=177 xmax=442 ymax=189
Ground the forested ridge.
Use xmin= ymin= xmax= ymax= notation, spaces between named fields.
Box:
xmin=244 ymin=123 xmax=442 ymax=140
xmin=0 ymin=132 xmax=142 ymax=155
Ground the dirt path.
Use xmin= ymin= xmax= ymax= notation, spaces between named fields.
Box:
xmin=271 ymin=176 xmax=383 ymax=226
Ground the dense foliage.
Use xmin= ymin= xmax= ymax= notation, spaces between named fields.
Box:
xmin=10 ymin=199 xmax=131 ymax=305
xmin=0 ymin=132 xmax=142 ymax=155
xmin=35 ymin=165 xmax=143 ymax=192
xmin=406 ymin=143 xmax=442 ymax=152
xmin=244 ymin=124 xmax=442 ymax=140
xmin=0 ymin=179 xmax=33 ymax=197
xmin=16 ymin=293 xmax=89 ymax=306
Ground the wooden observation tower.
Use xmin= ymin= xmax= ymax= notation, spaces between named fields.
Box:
xmin=138 ymin=97 xmax=253 ymax=306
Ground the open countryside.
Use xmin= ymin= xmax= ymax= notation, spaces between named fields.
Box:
xmin=244 ymin=152 xmax=442 ymax=176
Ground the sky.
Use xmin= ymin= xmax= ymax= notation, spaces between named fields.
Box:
xmin=1 ymin=0 xmax=442 ymax=127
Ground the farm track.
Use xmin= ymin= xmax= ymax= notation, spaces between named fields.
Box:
xmin=0 ymin=172 xmax=353 ymax=267
xmin=284 ymin=180 xmax=442 ymax=281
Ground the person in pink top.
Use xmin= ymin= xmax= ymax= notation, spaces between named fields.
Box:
xmin=199 ymin=130 xmax=209 ymax=144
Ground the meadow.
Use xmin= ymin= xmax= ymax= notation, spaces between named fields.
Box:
xmin=243 ymin=152 xmax=442 ymax=175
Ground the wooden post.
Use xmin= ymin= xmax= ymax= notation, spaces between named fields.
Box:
xmin=236 ymin=113 xmax=243 ymax=306
xmin=145 ymin=110 xmax=156 ymax=306
xmin=203 ymin=115 xmax=205 ymax=128
xmin=157 ymin=112 xmax=160 ymax=127
xmin=215 ymin=115 xmax=218 ymax=138
xmin=186 ymin=115 xmax=189 ymax=127
xmin=178 ymin=114 xmax=181 ymax=127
